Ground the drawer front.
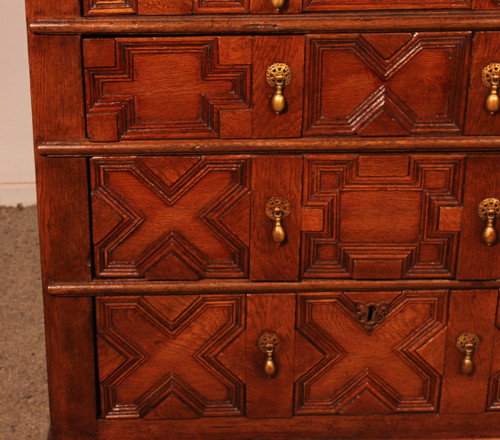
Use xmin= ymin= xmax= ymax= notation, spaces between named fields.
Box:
xmin=301 ymin=154 xmax=465 ymax=279
xmin=82 ymin=33 xmax=500 ymax=142
xmin=90 ymin=154 xmax=500 ymax=282
xmin=83 ymin=0 xmax=480 ymax=14
xmin=96 ymin=294 xmax=246 ymax=419
xmin=96 ymin=291 xmax=499 ymax=420
xmin=91 ymin=155 xmax=250 ymax=280
xmin=303 ymin=33 xmax=471 ymax=137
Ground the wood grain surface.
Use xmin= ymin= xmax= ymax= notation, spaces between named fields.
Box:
xmin=250 ymin=156 xmax=302 ymax=281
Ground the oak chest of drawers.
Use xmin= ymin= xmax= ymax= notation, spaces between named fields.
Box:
xmin=26 ymin=0 xmax=500 ymax=439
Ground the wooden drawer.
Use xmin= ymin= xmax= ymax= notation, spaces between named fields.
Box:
xmin=82 ymin=33 xmax=500 ymax=140
xmin=91 ymin=154 xmax=500 ymax=281
xmin=95 ymin=290 xmax=500 ymax=421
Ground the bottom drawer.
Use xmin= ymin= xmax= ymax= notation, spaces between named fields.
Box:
xmin=96 ymin=290 xmax=500 ymax=421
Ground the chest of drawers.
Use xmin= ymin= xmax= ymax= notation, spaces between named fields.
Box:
xmin=26 ymin=0 xmax=500 ymax=439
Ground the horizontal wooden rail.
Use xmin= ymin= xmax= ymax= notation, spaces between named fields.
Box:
xmin=30 ymin=12 xmax=500 ymax=35
xmin=47 ymin=279 xmax=500 ymax=296
xmin=37 ymin=137 xmax=500 ymax=156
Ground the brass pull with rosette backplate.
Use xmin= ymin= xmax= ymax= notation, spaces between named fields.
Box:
xmin=258 ymin=332 xmax=281 ymax=378
xmin=482 ymin=63 xmax=500 ymax=114
xmin=266 ymin=63 xmax=292 ymax=115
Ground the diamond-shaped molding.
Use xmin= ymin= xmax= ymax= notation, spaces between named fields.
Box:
xmin=91 ymin=156 xmax=250 ymax=280
xmin=304 ymin=33 xmax=469 ymax=136
xmin=295 ymin=291 xmax=447 ymax=414
xmin=97 ymin=295 xmax=245 ymax=419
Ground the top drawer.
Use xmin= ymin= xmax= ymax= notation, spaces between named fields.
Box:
xmin=83 ymin=32 xmax=500 ymax=141
xmin=83 ymin=0 xmax=493 ymax=15
xmin=81 ymin=33 xmax=500 ymax=141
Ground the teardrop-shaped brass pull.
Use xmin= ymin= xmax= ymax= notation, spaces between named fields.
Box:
xmin=482 ymin=63 xmax=500 ymax=115
xmin=265 ymin=197 xmax=290 ymax=244
xmin=270 ymin=0 xmax=285 ymax=11
xmin=266 ymin=63 xmax=292 ymax=115
xmin=456 ymin=333 xmax=480 ymax=376
xmin=258 ymin=332 xmax=281 ymax=378
xmin=478 ymin=198 xmax=500 ymax=246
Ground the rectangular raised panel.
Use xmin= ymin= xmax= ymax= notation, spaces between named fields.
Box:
xmin=90 ymin=155 xmax=251 ymax=280
xmin=295 ymin=291 xmax=448 ymax=414
xmin=302 ymin=154 xmax=465 ymax=279
xmin=441 ymin=290 xmax=498 ymax=413
xmin=247 ymin=294 xmax=295 ymax=418
xmin=96 ymin=295 xmax=246 ymax=419
xmin=84 ymin=37 xmax=252 ymax=141
xmin=250 ymin=156 xmax=303 ymax=281
xmin=457 ymin=156 xmax=500 ymax=280
xmin=303 ymin=33 xmax=470 ymax=137
xmin=251 ymin=36 xmax=305 ymax=138
xmin=304 ymin=0 xmax=469 ymax=10
xmin=84 ymin=0 xmax=248 ymax=15
xmin=465 ymin=32 xmax=500 ymax=135
xmin=84 ymin=0 xmax=137 ymax=15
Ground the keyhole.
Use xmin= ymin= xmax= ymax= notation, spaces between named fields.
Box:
xmin=367 ymin=305 xmax=376 ymax=323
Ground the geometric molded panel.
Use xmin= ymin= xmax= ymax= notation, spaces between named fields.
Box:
xmin=84 ymin=0 xmax=137 ymax=15
xmin=84 ymin=37 xmax=251 ymax=140
xmin=91 ymin=155 xmax=250 ymax=280
xmin=301 ymin=154 xmax=465 ymax=279
xmin=295 ymin=291 xmax=448 ymax=415
xmin=303 ymin=33 xmax=470 ymax=136
xmin=96 ymin=295 xmax=246 ymax=419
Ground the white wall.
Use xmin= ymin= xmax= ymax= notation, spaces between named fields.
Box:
xmin=0 ymin=1 xmax=36 ymax=206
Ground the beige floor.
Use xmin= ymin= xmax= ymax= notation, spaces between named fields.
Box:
xmin=0 ymin=205 xmax=49 ymax=439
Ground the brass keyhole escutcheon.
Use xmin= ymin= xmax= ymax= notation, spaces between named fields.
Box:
xmin=258 ymin=332 xmax=281 ymax=378
xmin=266 ymin=63 xmax=292 ymax=115
xmin=265 ymin=197 xmax=290 ymax=244
xmin=482 ymin=63 xmax=500 ymax=114
xmin=478 ymin=198 xmax=500 ymax=246
xmin=456 ymin=333 xmax=480 ymax=376
xmin=355 ymin=301 xmax=389 ymax=331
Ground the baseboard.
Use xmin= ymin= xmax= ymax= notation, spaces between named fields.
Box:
xmin=0 ymin=182 xmax=37 ymax=206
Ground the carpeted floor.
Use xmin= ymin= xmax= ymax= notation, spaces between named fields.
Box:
xmin=0 ymin=205 xmax=49 ymax=439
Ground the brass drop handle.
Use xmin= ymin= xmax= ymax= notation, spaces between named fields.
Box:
xmin=456 ymin=333 xmax=480 ymax=376
xmin=482 ymin=63 xmax=500 ymax=114
xmin=258 ymin=332 xmax=281 ymax=378
xmin=265 ymin=197 xmax=290 ymax=244
xmin=266 ymin=63 xmax=292 ymax=115
xmin=478 ymin=198 xmax=500 ymax=246
xmin=270 ymin=0 xmax=285 ymax=11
